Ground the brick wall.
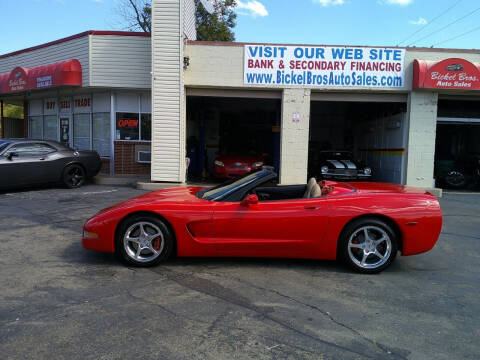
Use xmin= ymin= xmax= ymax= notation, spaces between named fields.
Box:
xmin=114 ymin=141 xmax=151 ymax=176
xmin=99 ymin=158 xmax=110 ymax=174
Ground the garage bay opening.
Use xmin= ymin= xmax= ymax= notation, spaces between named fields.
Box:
xmin=435 ymin=99 xmax=480 ymax=190
xmin=309 ymin=97 xmax=407 ymax=184
xmin=186 ymin=94 xmax=281 ymax=182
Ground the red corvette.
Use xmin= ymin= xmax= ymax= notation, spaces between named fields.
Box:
xmin=213 ymin=155 xmax=265 ymax=179
xmin=82 ymin=169 xmax=442 ymax=273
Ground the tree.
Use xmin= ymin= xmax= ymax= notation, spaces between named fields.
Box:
xmin=116 ymin=0 xmax=152 ymax=33
xmin=195 ymin=0 xmax=236 ymax=41
xmin=116 ymin=0 xmax=237 ymax=41
xmin=3 ymin=104 xmax=23 ymax=119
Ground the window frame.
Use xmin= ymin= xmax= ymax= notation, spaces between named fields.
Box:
xmin=4 ymin=142 xmax=57 ymax=157
xmin=114 ymin=92 xmax=151 ymax=143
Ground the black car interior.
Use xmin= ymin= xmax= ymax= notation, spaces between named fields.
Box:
xmin=201 ymin=170 xmax=329 ymax=202
xmin=253 ymin=184 xmax=307 ymax=201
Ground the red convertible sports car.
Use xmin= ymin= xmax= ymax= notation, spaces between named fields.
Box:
xmin=82 ymin=169 xmax=442 ymax=273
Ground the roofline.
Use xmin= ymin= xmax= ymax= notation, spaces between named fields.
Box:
xmin=0 ymin=30 xmax=151 ymax=60
xmin=186 ymin=40 xmax=480 ymax=54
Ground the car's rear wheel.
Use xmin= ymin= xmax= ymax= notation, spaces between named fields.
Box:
xmin=63 ymin=164 xmax=86 ymax=188
xmin=339 ymin=218 xmax=398 ymax=274
xmin=116 ymin=214 xmax=174 ymax=267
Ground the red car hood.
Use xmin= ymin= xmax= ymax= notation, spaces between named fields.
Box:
xmin=349 ymin=182 xmax=433 ymax=195
xmin=95 ymin=186 xmax=204 ymax=215
xmin=216 ymin=155 xmax=263 ymax=165
xmin=128 ymin=186 xmax=202 ymax=202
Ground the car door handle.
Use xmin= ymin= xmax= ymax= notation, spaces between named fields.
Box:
xmin=304 ymin=206 xmax=320 ymax=210
xmin=39 ymin=158 xmax=45 ymax=161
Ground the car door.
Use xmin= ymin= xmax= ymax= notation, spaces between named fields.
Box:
xmin=212 ymin=196 xmax=329 ymax=257
xmin=31 ymin=143 xmax=65 ymax=183
xmin=1 ymin=143 xmax=53 ymax=186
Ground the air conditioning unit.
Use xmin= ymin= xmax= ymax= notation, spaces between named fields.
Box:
xmin=137 ymin=150 xmax=151 ymax=163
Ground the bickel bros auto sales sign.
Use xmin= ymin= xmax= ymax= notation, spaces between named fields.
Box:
xmin=244 ymin=45 xmax=405 ymax=88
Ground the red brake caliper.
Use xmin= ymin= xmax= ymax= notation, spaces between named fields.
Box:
xmin=152 ymin=237 xmax=162 ymax=251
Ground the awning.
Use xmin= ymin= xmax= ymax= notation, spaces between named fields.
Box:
xmin=413 ymin=58 xmax=480 ymax=91
xmin=0 ymin=59 xmax=82 ymax=95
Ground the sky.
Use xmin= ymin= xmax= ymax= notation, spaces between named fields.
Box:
xmin=1 ymin=0 xmax=480 ymax=55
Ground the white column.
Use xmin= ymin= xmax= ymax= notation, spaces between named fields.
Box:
xmin=151 ymin=0 xmax=185 ymax=182
xmin=279 ymin=88 xmax=311 ymax=185
xmin=405 ymin=91 xmax=438 ymax=188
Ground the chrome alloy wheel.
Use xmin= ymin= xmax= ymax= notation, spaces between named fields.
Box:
xmin=123 ymin=221 xmax=164 ymax=263
xmin=347 ymin=225 xmax=392 ymax=270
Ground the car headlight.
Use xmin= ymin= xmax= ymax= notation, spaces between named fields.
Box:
xmin=363 ymin=167 xmax=372 ymax=175
xmin=321 ymin=166 xmax=329 ymax=174
xmin=214 ymin=160 xmax=224 ymax=167
xmin=253 ymin=162 xmax=263 ymax=167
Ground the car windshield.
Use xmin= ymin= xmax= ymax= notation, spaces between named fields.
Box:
xmin=198 ymin=169 xmax=273 ymax=201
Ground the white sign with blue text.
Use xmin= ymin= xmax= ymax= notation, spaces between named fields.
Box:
xmin=244 ymin=45 xmax=405 ymax=89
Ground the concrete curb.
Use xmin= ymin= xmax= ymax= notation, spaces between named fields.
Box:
xmin=94 ymin=175 xmax=149 ymax=186
xmin=136 ymin=181 xmax=217 ymax=190
xmin=136 ymin=182 xmax=184 ymax=190
xmin=424 ymin=187 xmax=443 ymax=198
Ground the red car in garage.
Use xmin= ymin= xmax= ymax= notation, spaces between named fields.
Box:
xmin=82 ymin=169 xmax=443 ymax=274
xmin=213 ymin=154 xmax=265 ymax=179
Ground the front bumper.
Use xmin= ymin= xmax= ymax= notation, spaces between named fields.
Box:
xmin=82 ymin=221 xmax=115 ymax=253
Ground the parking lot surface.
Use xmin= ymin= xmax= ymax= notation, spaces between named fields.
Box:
xmin=0 ymin=184 xmax=479 ymax=360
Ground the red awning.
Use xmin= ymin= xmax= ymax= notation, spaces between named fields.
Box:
xmin=0 ymin=59 xmax=82 ymax=95
xmin=413 ymin=58 xmax=480 ymax=91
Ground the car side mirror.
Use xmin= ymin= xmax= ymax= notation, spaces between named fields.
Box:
xmin=6 ymin=152 xmax=18 ymax=160
xmin=241 ymin=193 xmax=258 ymax=206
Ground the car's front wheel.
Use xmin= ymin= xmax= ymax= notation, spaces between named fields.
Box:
xmin=116 ymin=214 xmax=174 ymax=267
xmin=339 ymin=218 xmax=398 ymax=274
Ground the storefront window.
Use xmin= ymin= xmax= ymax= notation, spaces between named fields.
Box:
xmin=93 ymin=113 xmax=110 ymax=157
xmin=29 ymin=116 xmax=42 ymax=139
xmin=74 ymin=113 xmax=91 ymax=150
xmin=43 ymin=115 xmax=57 ymax=141
xmin=116 ymin=113 xmax=139 ymax=140
xmin=141 ymin=114 xmax=151 ymax=141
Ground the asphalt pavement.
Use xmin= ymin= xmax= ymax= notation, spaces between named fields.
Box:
xmin=0 ymin=184 xmax=479 ymax=360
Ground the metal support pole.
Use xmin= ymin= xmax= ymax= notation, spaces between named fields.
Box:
xmin=23 ymin=100 xmax=28 ymax=138
xmin=110 ymin=92 xmax=115 ymax=176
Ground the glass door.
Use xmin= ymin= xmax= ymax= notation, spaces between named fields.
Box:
xmin=59 ymin=115 xmax=72 ymax=148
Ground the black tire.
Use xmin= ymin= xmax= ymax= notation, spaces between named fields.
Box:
xmin=338 ymin=218 xmax=398 ymax=274
xmin=62 ymin=164 xmax=86 ymax=189
xmin=115 ymin=214 xmax=174 ymax=267
xmin=443 ymin=170 xmax=467 ymax=189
